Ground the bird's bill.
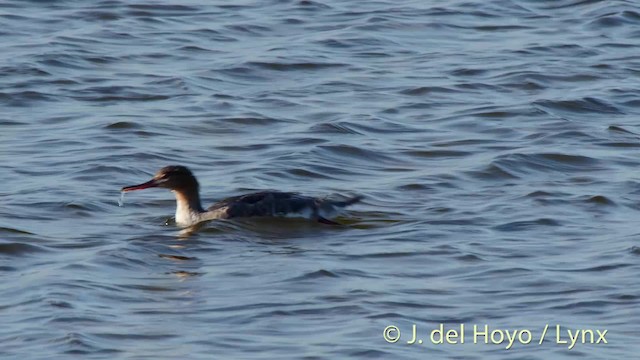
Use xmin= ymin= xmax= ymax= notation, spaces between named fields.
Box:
xmin=121 ymin=179 xmax=158 ymax=192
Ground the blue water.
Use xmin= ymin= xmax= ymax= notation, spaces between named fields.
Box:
xmin=2 ymin=1 xmax=639 ymax=359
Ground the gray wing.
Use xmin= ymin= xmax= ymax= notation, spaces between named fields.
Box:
xmin=208 ymin=191 xmax=318 ymax=218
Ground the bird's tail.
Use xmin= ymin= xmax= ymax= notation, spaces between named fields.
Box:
xmin=330 ymin=195 xmax=364 ymax=208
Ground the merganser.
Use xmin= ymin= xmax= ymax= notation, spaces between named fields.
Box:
xmin=122 ymin=165 xmax=362 ymax=227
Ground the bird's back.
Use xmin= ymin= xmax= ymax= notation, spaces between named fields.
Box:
xmin=208 ymin=191 xmax=317 ymax=219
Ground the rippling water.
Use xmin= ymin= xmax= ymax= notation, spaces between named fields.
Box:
xmin=2 ymin=0 xmax=639 ymax=359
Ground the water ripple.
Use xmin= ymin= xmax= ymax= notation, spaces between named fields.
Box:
xmin=2 ymin=0 xmax=639 ymax=358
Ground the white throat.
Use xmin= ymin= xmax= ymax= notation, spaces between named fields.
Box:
xmin=173 ymin=190 xmax=204 ymax=227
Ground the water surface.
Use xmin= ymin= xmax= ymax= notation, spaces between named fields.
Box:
xmin=2 ymin=0 xmax=640 ymax=359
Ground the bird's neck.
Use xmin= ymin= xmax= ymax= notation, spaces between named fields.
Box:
xmin=173 ymin=188 xmax=205 ymax=226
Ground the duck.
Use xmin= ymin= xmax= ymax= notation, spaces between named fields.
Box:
xmin=122 ymin=165 xmax=362 ymax=227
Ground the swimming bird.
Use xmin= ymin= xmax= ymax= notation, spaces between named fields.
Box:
xmin=122 ymin=165 xmax=362 ymax=227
